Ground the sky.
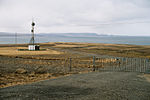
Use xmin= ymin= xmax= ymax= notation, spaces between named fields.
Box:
xmin=0 ymin=0 xmax=150 ymax=36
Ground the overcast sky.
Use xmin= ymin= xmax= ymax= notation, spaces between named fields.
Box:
xmin=0 ymin=0 xmax=150 ymax=36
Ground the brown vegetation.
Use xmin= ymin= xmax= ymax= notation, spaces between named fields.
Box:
xmin=0 ymin=42 xmax=150 ymax=88
xmin=51 ymin=42 xmax=150 ymax=58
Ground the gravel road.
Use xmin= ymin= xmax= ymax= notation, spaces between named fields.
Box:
xmin=0 ymin=72 xmax=150 ymax=100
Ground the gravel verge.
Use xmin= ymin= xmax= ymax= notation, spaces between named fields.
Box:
xmin=0 ymin=72 xmax=150 ymax=100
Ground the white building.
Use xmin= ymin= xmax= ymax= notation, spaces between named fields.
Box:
xmin=28 ymin=45 xmax=40 ymax=50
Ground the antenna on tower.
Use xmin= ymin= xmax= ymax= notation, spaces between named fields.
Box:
xmin=29 ymin=19 xmax=35 ymax=45
xmin=28 ymin=19 xmax=40 ymax=51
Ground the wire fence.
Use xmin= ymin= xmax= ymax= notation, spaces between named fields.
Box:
xmin=1 ymin=55 xmax=150 ymax=88
xmin=92 ymin=57 xmax=150 ymax=73
xmin=1 ymin=56 xmax=150 ymax=75
xmin=65 ymin=56 xmax=150 ymax=73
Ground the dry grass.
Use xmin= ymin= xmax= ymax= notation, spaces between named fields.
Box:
xmin=0 ymin=73 xmax=67 ymax=88
xmin=54 ymin=44 xmax=83 ymax=48
xmin=143 ymin=74 xmax=150 ymax=83
xmin=0 ymin=42 xmax=150 ymax=88
xmin=0 ymin=47 xmax=62 ymax=56
xmin=138 ymin=74 xmax=150 ymax=83
xmin=51 ymin=42 xmax=150 ymax=58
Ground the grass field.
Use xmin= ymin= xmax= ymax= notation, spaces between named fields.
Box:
xmin=0 ymin=47 xmax=61 ymax=56
xmin=51 ymin=42 xmax=150 ymax=58
xmin=1 ymin=42 xmax=150 ymax=58
xmin=0 ymin=42 xmax=150 ymax=88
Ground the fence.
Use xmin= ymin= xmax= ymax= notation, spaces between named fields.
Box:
xmin=1 ymin=55 xmax=150 ymax=88
xmin=1 ymin=56 xmax=150 ymax=75
xmin=92 ymin=57 xmax=150 ymax=73
xmin=65 ymin=56 xmax=150 ymax=73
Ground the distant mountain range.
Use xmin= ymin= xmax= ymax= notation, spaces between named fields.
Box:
xmin=0 ymin=32 xmax=109 ymax=37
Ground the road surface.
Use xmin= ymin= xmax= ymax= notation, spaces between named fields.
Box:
xmin=0 ymin=72 xmax=150 ymax=100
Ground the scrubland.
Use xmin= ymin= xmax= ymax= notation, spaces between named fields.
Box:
xmin=0 ymin=42 xmax=150 ymax=88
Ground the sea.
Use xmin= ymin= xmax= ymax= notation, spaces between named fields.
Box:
xmin=0 ymin=35 xmax=150 ymax=45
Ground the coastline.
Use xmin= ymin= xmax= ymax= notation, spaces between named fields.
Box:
xmin=0 ymin=35 xmax=150 ymax=45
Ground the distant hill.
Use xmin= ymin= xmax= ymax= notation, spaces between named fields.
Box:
xmin=0 ymin=32 xmax=104 ymax=37
xmin=0 ymin=32 xmax=30 ymax=37
xmin=0 ymin=32 xmax=15 ymax=37
xmin=37 ymin=33 xmax=100 ymax=37
xmin=60 ymin=33 xmax=99 ymax=37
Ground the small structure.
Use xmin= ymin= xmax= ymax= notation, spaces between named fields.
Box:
xmin=28 ymin=20 xmax=40 ymax=50
xmin=28 ymin=45 xmax=40 ymax=50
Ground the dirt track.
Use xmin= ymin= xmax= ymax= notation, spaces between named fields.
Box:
xmin=1 ymin=72 xmax=150 ymax=100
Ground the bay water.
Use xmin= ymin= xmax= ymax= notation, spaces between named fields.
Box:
xmin=0 ymin=35 xmax=150 ymax=45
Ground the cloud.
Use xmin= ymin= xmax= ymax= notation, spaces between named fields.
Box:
xmin=0 ymin=0 xmax=150 ymax=36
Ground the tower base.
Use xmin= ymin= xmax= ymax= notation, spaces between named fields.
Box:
xmin=28 ymin=45 xmax=40 ymax=51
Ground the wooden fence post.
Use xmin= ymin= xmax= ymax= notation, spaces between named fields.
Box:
xmin=93 ymin=56 xmax=96 ymax=71
xmin=69 ymin=58 xmax=72 ymax=72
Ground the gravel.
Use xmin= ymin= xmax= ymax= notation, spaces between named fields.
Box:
xmin=1 ymin=72 xmax=150 ymax=100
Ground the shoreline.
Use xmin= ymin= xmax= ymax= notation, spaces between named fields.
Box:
xmin=0 ymin=41 xmax=150 ymax=46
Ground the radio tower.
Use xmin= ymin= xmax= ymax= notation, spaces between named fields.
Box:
xmin=28 ymin=20 xmax=40 ymax=50
xmin=29 ymin=20 xmax=35 ymax=45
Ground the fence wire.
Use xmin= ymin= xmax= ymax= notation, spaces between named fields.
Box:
xmin=93 ymin=57 xmax=150 ymax=73
xmin=1 ymin=56 xmax=150 ymax=76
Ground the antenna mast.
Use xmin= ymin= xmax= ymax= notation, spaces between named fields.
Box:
xmin=28 ymin=19 xmax=40 ymax=51
xmin=29 ymin=20 xmax=35 ymax=45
